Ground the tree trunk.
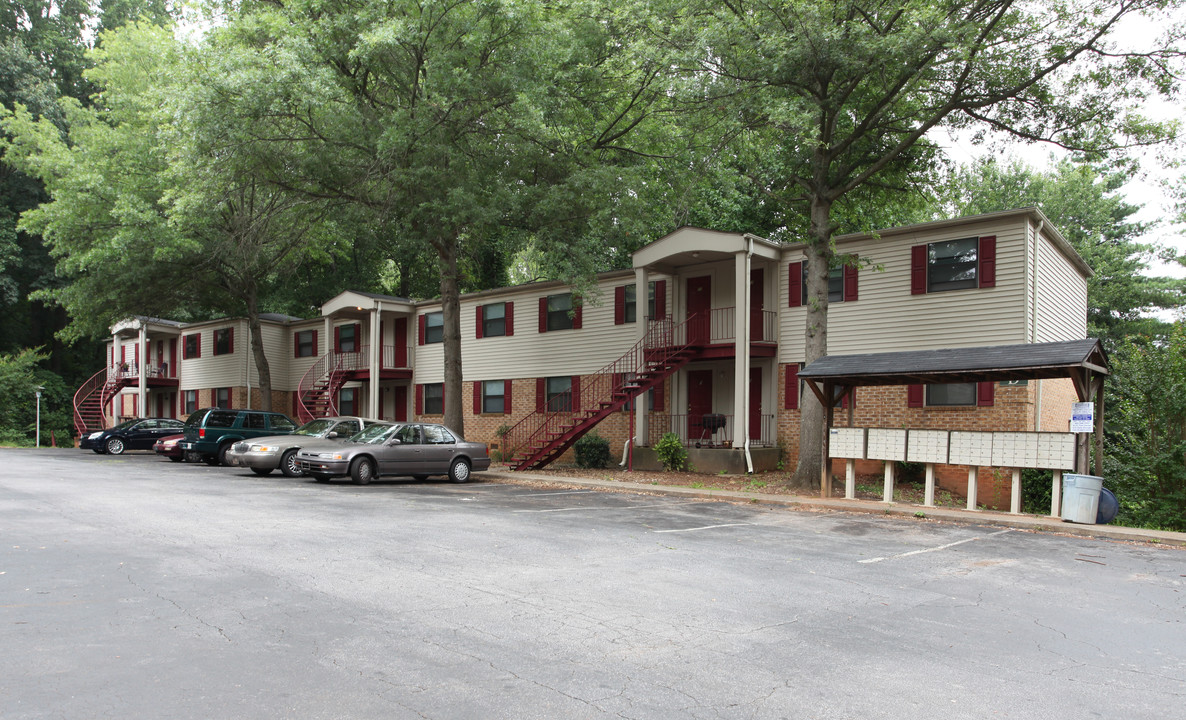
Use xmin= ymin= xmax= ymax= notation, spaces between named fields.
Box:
xmin=437 ymin=237 xmax=465 ymax=437
xmin=245 ymin=292 xmax=273 ymax=411
xmin=790 ymin=194 xmax=833 ymax=490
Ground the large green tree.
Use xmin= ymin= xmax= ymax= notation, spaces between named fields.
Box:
xmin=666 ymin=0 xmax=1183 ymax=489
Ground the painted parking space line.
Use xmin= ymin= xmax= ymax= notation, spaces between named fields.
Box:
xmin=858 ymin=528 xmax=1014 ymax=564
xmin=513 ymin=502 xmax=675 ymax=514
xmin=652 ymin=523 xmax=753 ymax=534
xmin=518 ymin=490 xmax=598 ymax=498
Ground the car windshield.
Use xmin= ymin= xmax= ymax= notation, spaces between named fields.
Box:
xmin=293 ymin=419 xmax=335 ymax=437
xmin=348 ymin=424 xmax=396 ymax=445
xmin=109 ymin=419 xmax=139 ymax=430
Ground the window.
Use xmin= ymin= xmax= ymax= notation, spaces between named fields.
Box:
xmin=423 ymin=383 xmax=443 ymax=415
xmin=788 ymin=262 xmax=857 ymax=307
xmin=421 ymin=312 xmax=443 ymax=344
xmin=295 ymin=330 xmax=317 ymax=358
xmin=615 ymin=282 xmax=663 ymax=325
xmin=479 ymin=303 xmax=507 ymax=338
xmin=184 ymin=390 xmax=198 ymax=414
xmin=545 ymin=376 xmax=573 ymax=412
xmin=395 ymin=424 xmax=421 ymax=444
xmin=337 ymin=324 xmax=358 ymax=353
xmin=214 ymin=328 xmax=234 ymax=355
xmin=270 ymin=415 xmax=296 ymax=432
xmin=339 ymin=387 xmax=357 ymax=416
xmin=803 ymin=265 xmax=845 ymax=304
xmin=215 ymin=388 xmax=232 ymax=409
xmin=482 ymin=380 xmax=506 ymax=414
xmin=540 ymin=293 xmax=581 ymax=332
xmin=206 ymin=410 xmax=237 ymax=427
xmin=183 ymin=334 xmax=201 ymax=359
xmin=912 ymin=236 xmax=995 ymax=294
xmin=423 ymin=425 xmax=455 ymax=444
xmin=926 ymin=383 xmax=977 ymax=407
xmin=624 ymin=285 xmax=637 ymax=323
xmin=244 ymin=413 xmax=267 ymax=430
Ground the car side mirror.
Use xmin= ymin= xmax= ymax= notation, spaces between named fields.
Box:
xmin=327 ymin=431 xmax=338 ymax=439
xmin=386 ymin=438 xmax=402 ymax=446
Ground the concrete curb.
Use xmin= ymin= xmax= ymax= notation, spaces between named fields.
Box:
xmin=482 ymin=471 xmax=1186 ymax=548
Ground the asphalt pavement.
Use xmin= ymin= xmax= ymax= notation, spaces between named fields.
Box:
xmin=1 ymin=448 xmax=1183 ymax=719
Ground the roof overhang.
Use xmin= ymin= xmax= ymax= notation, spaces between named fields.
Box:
xmin=322 ymin=291 xmax=416 ymax=318
xmin=633 ymin=227 xmax=781 ymax=274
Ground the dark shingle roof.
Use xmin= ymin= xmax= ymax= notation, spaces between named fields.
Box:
xmin=798 ymin=339 xmax=1107 ymax=386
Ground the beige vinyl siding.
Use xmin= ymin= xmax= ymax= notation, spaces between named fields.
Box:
xmin=246 ymin=322 xmax=293 ymax=390
xmin=287 ymin=321 xmax=324 ymax=390
xmin=779 ymin=217 xmax=1031 ymax=364
xmin=1033 ymin=230 xmax=1088 ymax=342
xmin=179 ymin=325 xmax=240 ymax=391
xmin=414 ymin=278 xmax=661 ymax=385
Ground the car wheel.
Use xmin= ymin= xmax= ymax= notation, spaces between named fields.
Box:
xmin=280 ymin=449 xmax=303 ymax=478
xmin=168 ymin=456 xmax=182 ymax=463
xmin=217 ymin=443 xmax=233 ymax=466
xmin=203 ymin=454 xmax=221 ymax=466
xmin=350 ymin=457 xmax=375 ymax=485
xmin=448 ymin=458 xmax=471 ymax=483
xmin=251 ymin=467 xmax=272 ymax=476
xmin=105 ymin=438 xmax=125 ymax=455
xmin=184 ymin=450 xmax=202 ymax=464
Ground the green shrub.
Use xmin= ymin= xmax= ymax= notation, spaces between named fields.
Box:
xmin=575 ymin=432 xmax=611 ymax=469
xmin=655 ymin=432 xmax=688 ymax=471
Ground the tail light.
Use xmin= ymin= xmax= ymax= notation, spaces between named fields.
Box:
xmin=199 ymin=428 xmax=206 ymax=438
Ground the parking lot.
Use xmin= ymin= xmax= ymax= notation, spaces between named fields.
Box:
xmin=2 ymin=448 xmax=1184 ymax=719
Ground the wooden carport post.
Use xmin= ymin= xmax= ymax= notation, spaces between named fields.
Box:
xmin=820 ymin=380 xmax=834 ymax=498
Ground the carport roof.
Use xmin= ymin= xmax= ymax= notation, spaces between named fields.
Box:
xmin=797 ymin=339 xmax=1108 ymax=386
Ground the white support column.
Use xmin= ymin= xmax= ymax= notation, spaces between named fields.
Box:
xmin=924 ymin=463 xmax=936 ymax=507
xmin=1050 ymin=470 xmax=1062 ymax=518
xmin=882 ymin=461 xmax=895 ymax=503
xmin=633 ymin=267 xmax=649 ymax=448
xmin=1011 ymin=468 xmax=1022 ymax=514
xmin=845 ymin=459 xmax=856 ymax=499
xmin=966 ymin=467 xmax=979 ymax=511
xmin=138 ymin=324 xmax=147 ymax=417
xmin=111 ymin=333 xmax=122 ymax=424
xmin=369 ymin=303 xmax=381 ymax=418
xmin=732 ymin=250 xmax=749 ymax=448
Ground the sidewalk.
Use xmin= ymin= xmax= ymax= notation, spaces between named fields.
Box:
xmin=483 ymin=470 xmax=1186 ymax=548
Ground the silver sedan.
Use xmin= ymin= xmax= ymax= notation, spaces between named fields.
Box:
xmin=295 ymin=422 xmax=491 ymax=485
xmin=226 ymin=417 xmax=374 ymax=477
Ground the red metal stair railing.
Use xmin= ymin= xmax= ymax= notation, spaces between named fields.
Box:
xmin=73 ymin=366 xmax=129 ymax=437
xmin=296 ymin=350 xmax=348 ymax=422
xmin=503 ymin=316 xmax=701 ymax=471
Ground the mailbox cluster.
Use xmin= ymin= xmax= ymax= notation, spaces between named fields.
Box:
xmin=827 ymin=427 xmax=1077 ymax=515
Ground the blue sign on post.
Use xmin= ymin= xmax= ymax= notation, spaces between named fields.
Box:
xmin=1070 ymin=402 xmax=1094 ymax=433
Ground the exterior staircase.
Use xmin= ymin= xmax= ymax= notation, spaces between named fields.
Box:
xmin=73 ymin=367 xmax=130 ymax=437
xmin=296 ymin=351 xmax=350 ymax=422
xmin=503 ymin=317 xmax=699 ymax=471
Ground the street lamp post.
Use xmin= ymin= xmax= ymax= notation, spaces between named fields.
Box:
xmin=35 ymin=386 xmax=44 ymax=449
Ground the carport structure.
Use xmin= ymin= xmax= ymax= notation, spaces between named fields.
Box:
xmin=798 ymin=339 xmax=1109 ymax=498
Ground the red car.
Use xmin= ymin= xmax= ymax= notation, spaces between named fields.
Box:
xmin=153 ymin=434 xmax=187 ymax=462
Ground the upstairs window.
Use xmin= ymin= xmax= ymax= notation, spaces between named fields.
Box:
xmin=911 ymin=236 xmax=996 ymax=294
xmin=214 ymin=328 xmax=234 ymax=356
xmin=545 ymin=293 xmax=575 ymax=332
xmin=337 ymin=324 xmax=358 ymax=353
xmin=294 ymin=330 xmax=317 ymax=358
xmin=477 ymin=302 xmax=512 ymax=338
xmin=424 ymin=312 xmax=444 ymax=344
xmin=183 ymin=333 xmax=201 ymax=359
xmin=615 ymin=282 xmax=664 ymax=324
xmin=788 ymin=262 xmax=857 ymax=307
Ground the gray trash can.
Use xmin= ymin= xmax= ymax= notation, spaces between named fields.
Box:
xmin=1061 ymin=474 xmax=1104 ymax=524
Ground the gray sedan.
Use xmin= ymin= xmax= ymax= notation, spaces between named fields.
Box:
xmin=295 ymin=422 xmax=490 ymax=485
xmin=225 ymin=417 xmax=374 ymax=477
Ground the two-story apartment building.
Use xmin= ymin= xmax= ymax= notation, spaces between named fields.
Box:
xmin=75 ymin=208 xmax=1091 ymax=506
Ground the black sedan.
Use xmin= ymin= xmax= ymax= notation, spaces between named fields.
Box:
xmin=81 ymin=418 xmax=187 ymax=455
xmin=295 ymin=422 xmax=491 ymax=485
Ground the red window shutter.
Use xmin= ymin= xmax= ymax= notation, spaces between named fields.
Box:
xmin=312 ymin=330 xmax=318 ymax=356
xmin=353 ymin=324 xmax=361 ymax=348
xmin=293 ymin=333 xmax=300 ymax=358
xmin=335 ymin=325 xmax=342 ymax=352
xmin=978 ymin=235 xmax=997 ymax=288
xmin=196 ymin=334 xmax=201 ymax=358
xmin=538 ymin=297 xmax=548 ymax=333
xmin=504 ymin=379 xmax=513 ymax=414
xmin=415 ymin=384 xmax=423 ymax=415
xmin=843 ymin=265 xmax=858 ymax=302
xmin=784 ymin=365 xmax=799 ymax=410
xmin=787 ymin=261 xmax=803 ymax=308
xmin=977 ymin=381 xmax=995 ymax=407
xmin=121 ymin=345 xmax=126 ymax=364
xmin=614 ymin=286 xmax=626 ymax=325
xmin=573 ymin=304 xmax=582 ymax=330
xmin=505 ymin=302 xmax=514 ymax=336
xmin=571 ymin=376 xmax=581 ymax=410
xmin=652 ymin=378 xmax=665 ymax=411
xmin=908 ymin=384 xmax=924 ymax=408
xmin=911 ymin=245 xmax=928 ymax=295
xmin=417 ymin=315 xmax=425 ymax=346
xmin=394 ymin=319 xmax=406 ymax=365
xmin=536 ymin=378 xmax=546 ymax=412
xmin=476 ymin=305 xmax=484 ymax=339
xmin=655 ymin=280 xmax=667 ymax=319
xmin=228 ymin=327 xmax=234 ymax=354
xmin=473 ymin=380 xmax=482 ymax=415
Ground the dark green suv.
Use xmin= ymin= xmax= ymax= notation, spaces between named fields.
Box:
xmin=180 ymin=408 xmax=298 ymax=466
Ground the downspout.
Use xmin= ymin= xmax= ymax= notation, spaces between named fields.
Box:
xmin=742 ymin=234 xmax=756 ymax=474
xmin=245 ymin=320 xmax=252 ymax=410
xmin=1032 ymin=220 xmax=1044 ymax=431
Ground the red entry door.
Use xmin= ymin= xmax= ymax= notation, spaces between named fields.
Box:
xmin=750 ymin=268 xmax=764 ymax=341
xmin=686 ymin=276 xmax=711 ymax=344
xmin=749 ymin=368 xmax=762 ymax=441
xmin=688 ymin=369 xmax=713 ymax=443
xmin=393 ymin=385 xmax=408 ymax=422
